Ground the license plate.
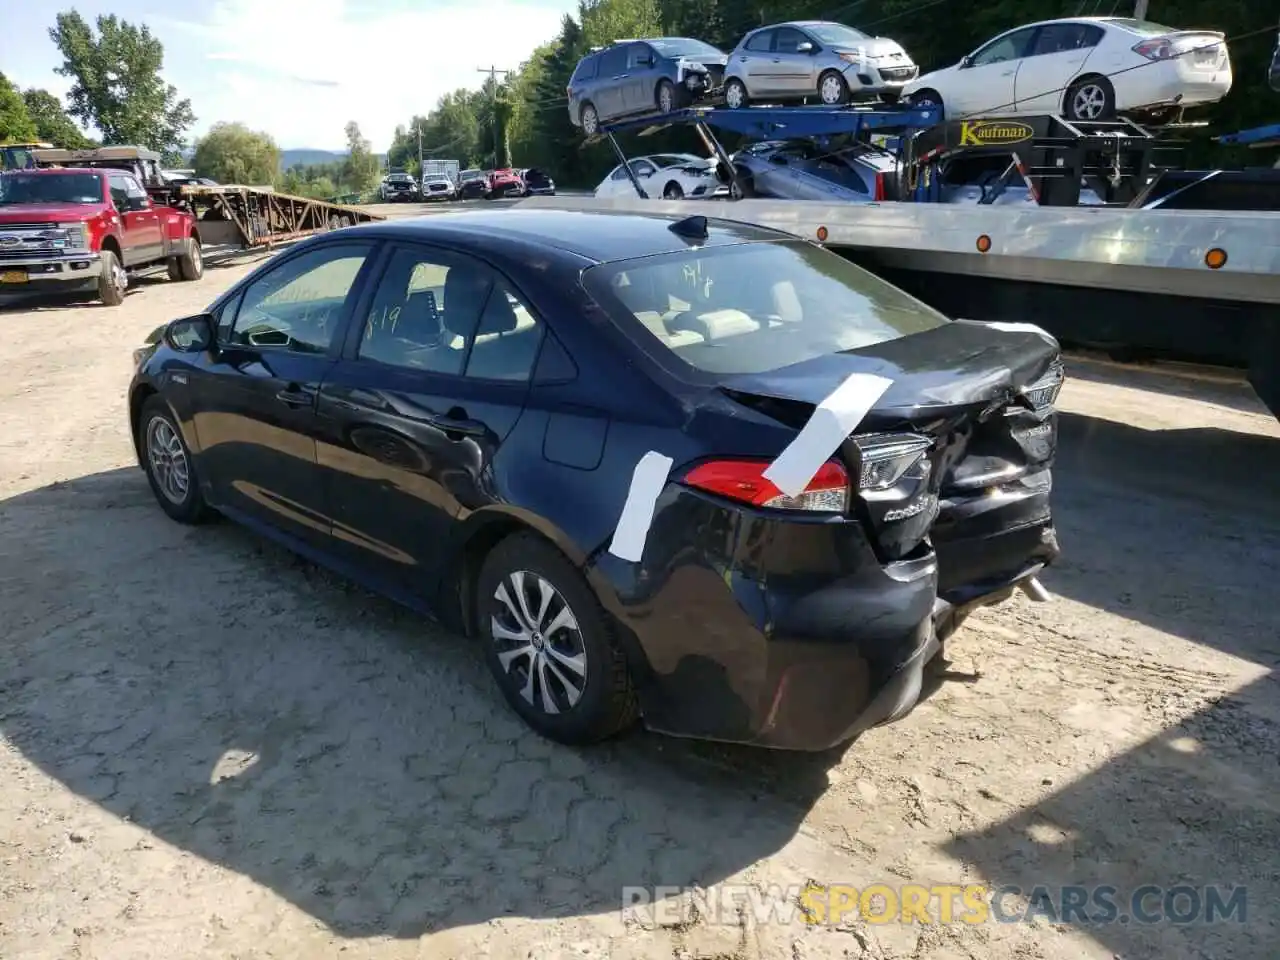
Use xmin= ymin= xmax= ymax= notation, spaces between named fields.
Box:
xmin=0 ymin=269 xmax=29 ymax=284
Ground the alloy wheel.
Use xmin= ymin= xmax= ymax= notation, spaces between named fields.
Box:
xmin=490 ymin=569 xmax=587 ymax=715
xmin=146 ymin=416 xmax=190 ymax=505
xmin=659 ymin=85 xmax=674 ymax=112
xmin=1072 ymin=84 xmax=1106 ymax=120
xmin=112 ymin=260 xmax=128 ymax=296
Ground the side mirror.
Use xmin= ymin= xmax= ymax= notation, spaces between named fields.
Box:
xmin=959 ymin=55 xmax=972 ymax=68
xmin=797 ymin=41 xmax=814 ymax=54
xmin=164 ymin=313 xmax=214 ymax=352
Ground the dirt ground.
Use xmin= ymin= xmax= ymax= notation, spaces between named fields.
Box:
xmin=1 ymin=255 xmax=1277 ymax=960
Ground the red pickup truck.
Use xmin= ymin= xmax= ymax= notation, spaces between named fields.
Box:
xmin=0 ymin=166 xmax=202 ymax=305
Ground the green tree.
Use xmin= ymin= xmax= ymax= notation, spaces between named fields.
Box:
xmin=48 ymin=11 xmax=195 ymax=154
xmin=341 ymin=121 xmax=380 ymax=191
xmin=193 ymin=121 xmax=281 ymax=185
xmin=0 ymin=72 xmax=37 ymax=142
xmin=22 ymin=88 xmax=94 ymax=148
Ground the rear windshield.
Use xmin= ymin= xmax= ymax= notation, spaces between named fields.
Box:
xmin=582 ymin=240 xmax=947 ymax=377
xmin=648 ymin=38 xmax=723 ymax=58
xmin=572 ymin=55 xmax=599 ymax=81
xmin=0 ymin=172 xmax=102 ymax=205
xmin=1103 ymin=18 xmax=1176 ymax=36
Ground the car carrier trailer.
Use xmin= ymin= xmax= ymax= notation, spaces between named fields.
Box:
xmin=29 ymin=146 xmax=385 ymax=255
xmin=527 ymin=102 xmax=1280 ymax=420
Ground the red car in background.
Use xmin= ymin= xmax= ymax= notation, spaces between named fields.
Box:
xmin=486 ymin=168 xmax=524 ymax=199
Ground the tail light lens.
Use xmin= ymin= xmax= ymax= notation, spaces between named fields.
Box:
xmin=1133 ymin=38 xmax=1176 ymax=60
xmin=853 ymin=434 xmax=933 ymax=491
xmin=684 ymin=459 xmax=849 ymax=512
xmin=873 ymin=171 xmax=886 ymax=201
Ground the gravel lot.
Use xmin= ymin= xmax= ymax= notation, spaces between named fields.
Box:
xmin=1 ymin=247 xmax=1277 ymax=960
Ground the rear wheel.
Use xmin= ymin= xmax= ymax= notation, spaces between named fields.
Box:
xmin=476 ymin=533 xmax=638 ymax=745
xmin=729 ymin=167 xmax=755 ymax=200
xmin=724 ymin=78 xmax=749 ymax=109
xmin=97 ymin=249 xmax=126 ymax=306
xmin=175 ymin=238 xmax=203 ymax=281
xmin=140 ymin=395 xmax=212 ymax=524
xmin=1065 ymin=75 xmax=1115 ymax=121
xmin=580 ymin=102 xmax=600 ymax=136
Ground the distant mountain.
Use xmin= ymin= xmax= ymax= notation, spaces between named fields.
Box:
xmin=279 ymin=148 xmax=388 ymax=170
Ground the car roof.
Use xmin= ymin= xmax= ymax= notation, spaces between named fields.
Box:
xmin=343 ymin=208 xmax=794 ymax=264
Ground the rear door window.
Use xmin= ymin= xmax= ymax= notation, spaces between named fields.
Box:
xmin=599 ymin=47 xmax=627 ymax=76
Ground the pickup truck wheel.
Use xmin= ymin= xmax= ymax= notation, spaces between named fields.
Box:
xmin=176 ymin=239 xmax=204 ymax=281
xmin=97 ymin=249 xmax=126 ymax=306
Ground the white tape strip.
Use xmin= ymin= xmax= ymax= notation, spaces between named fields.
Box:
xmin=763 ymin=373 xmax=893 ymax=499
xmin=608 ymin=451 xmax=674 ymax=562
xmin=985 ymin=321 xmax=1058 ymax=347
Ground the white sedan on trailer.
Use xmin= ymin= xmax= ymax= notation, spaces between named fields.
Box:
xmin=903 ymin=17 xmax=1231 ymax=123
xmin=594 ymin=153 xmax=728 ymax=200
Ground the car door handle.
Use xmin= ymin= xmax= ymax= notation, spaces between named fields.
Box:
xmin=275 ymin=384 xmax=317 ymax=407
xmin=1001 ymin=70 xmax=1014 ymax=76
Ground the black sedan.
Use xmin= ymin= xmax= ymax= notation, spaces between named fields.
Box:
xmin=128 ymin=208 xmax=1062 ymax=751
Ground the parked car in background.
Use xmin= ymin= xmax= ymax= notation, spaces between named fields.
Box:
xmin=421 ymin=173 xmax=457 ymax=202
xmin=0 ymin=166 xmax=202 ymax=305
xmin=379 ymin=171 xmax=419 ymax=202
xmin=568 ymin=38 xmax=729 ymax=135
xmin=520 ymin=168 xmax=556 ymax=196
xmin=903 ymin=17 xmax=1232 ymax=123
xmin=594 ymin=153 xmax=728 ymax=200
xmin=127 ymin=208 xmax=1062 ymax=750
xmin=458 ymin=169 xmax=488 ymax=200
xmin=487 ymin=168 xmax=524 ymax=198
xmin=729 ymin=140 xmax=897 ymax=201
xmin=724 ymin=21 xmax=917 ymax=108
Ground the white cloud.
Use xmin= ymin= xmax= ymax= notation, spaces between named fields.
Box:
xmin=158 ymin=0 xmax=574 ymax=151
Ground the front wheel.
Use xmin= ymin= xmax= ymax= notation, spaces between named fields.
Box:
xmin=818 ymin=70 xmax=850 ymax=106
xmin=140 ymin=395 xmax=212 ymax=524
xmin=723 ymin=78 xmax=749 ymax=109
xmin=662 ymin=181 xmax=684 ymax=200
xmin=910 ymin=88 xmax=943 ymax=112
xmin=1065 ymin=76 xmax=1116 ymax=121
xmin=476 ymin=533 xmax=638 ymax=745
xmin=656 ymin=79 xmax=677 ymax=114
xmin=97 ymin=249 xmax=126 ymax=306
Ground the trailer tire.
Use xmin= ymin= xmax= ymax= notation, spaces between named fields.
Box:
xmin=818 ymin=70 xmax=850 ymax=106
xmin=1065 ymin=75 xmax=1115 ymax=122
xmin=97 ymin=249 xmax=127 ymax=306
xmin=175 ymin=238 xmax=203 ymax=281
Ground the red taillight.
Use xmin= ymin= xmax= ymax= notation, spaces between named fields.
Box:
xmin=683 ymin=459 xmax=849 ymax=512
xmin=874 ymin=172 xmax=886 ymax=202
xmin=1133 ymin=38 xmax=1174 ymax=60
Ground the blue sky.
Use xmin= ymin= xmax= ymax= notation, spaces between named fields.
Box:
xmin=5 ymin=0 xmax=578 ymax=152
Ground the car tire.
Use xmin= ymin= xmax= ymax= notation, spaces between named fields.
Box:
xmin=656 ymin=79 xmax=677 ymax=114
xmin=729 ymin=167 xmax=755 ymax=200
xmin=1065 ymin=75 xmax=1116 ymax=122
xmin=97 ymin=248 xmax=127 ymax=306
xmin=818 ymin=70 xmax=850 ymax=106
xmin=476 ymin=532 xmax=638 ymax=745
xmin=175 ymin=238 xmax=203 ymax=281
xmin=662 ymin=181 xmax=684 ymax=200
xmin=910 ymin=88 xmax=944 ymax=112
xmin=139 ymin=395 xmax=212 ymax=525
xmin=724 ymin=78 xmax=749 ymax=109
xmin=580 ymin=102 xmax=600 ymax=136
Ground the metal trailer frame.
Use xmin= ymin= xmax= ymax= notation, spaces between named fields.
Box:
xmin=597 ymin=105 xmax=1179 ymax=207
xmin=594 ymin=103 xmax=943 ymax=199
xmin=28 ymin=146 xmax=385 ymax=250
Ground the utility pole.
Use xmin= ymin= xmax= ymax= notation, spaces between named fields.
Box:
xmin=417 ymin=121 xmax=423 ymax=176
xmin=1134 ymin=0 xmax=1148 ymax=19
xmin=477 ymin=65 xmax=511 ymax=167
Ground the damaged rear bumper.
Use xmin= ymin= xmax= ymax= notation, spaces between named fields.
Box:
xmin=592 ymin=484 xmax=1057 ymax=752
